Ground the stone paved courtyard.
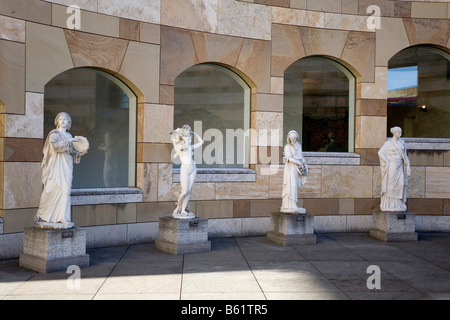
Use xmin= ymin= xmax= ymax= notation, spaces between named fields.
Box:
xmin=1 ymin=232 xmax=449 ymax=300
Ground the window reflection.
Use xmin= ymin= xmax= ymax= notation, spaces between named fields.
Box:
xmin=284 ymin=57 xmax=354 ymax=152
xmin=44 ymin=68 xmax=137 ymax=189
xmin=174 ymin=64 xmax=251 ymax=168
xmin=388 ymin=46 xmax=450 ymax=138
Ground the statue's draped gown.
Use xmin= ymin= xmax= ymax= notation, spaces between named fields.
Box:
xmin=378 ymin=139 xmax=409 ymax=212
xmin=35 ymin=129 xmax=75 ymax=224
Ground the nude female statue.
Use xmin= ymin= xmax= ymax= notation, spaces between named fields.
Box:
xmin=171 ymin=125 xmax=204 ymax=219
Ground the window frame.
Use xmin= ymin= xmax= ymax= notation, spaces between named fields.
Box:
xmin=44 ymin=67 xmax=141 ymax=204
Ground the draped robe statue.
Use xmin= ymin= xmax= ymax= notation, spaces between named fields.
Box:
xmin=378 ymin=126 xmax=411 ymax=212
xmin=280 ymin=130 xmax=308 ymax=214
xmin=35 ymin=112 xmax=88 ymax=229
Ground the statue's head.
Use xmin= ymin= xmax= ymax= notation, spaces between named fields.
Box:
xmin=55 ymin=112 xmax=72 ymax=130
xmin=390 ymin=126 xmax=402 ymax=137
xmin=287 ymin=130 xmax=299 ymax=144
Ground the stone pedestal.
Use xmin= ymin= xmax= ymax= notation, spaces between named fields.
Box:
xmin=267 ymin=212 xmax=316 ymax=246
xmin=19 ymin=227 xmax=90 ymax=273
xmin=155 ymin=216 xmax=211 ymax=255
xmin=370 ymin=210 xmax=418 ymax=242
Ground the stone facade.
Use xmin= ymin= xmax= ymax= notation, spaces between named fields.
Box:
xmin=1 ymin=0 xmax=450 ymax=256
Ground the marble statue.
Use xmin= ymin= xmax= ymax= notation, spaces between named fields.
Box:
xmin=35 ymin=112 xmax=89 ymax=229
xmin=171 ymin=124 xmax=204 ymax=219
xmin=378 ymin=126 xmax=411 ymax=212
xmin=280 ymin=130 xmax=308 ymax=214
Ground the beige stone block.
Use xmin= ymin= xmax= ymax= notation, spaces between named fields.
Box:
xmin=342 ymin=0 xmax=358 ymax=14
xmin=161 ymin=0 xmax=218 ymax=33
xmin=358 ymin=0 xmax=394 ymax=17
xmin=116 ymin=203 xmax=137 ymax=224
xmin=5 ymin=92 xmax=43 ymax=139
xmin=408 ymin=150 xmax=444 ymax=166
xmin=271 ymin=77 xmax=283 ymax=95
xmin=299 ymin=27 xmax=349 ymax=58
xmin=137 ymin=163 xmax=158 ymax=202
xmin=403 ymin=18 xmax=450 ymax=48
xmin=408 ymin=166 xmax=426 ymax=199
xmin=160 ymin=26 xmax=198 ymax=86
xmin=143 ymin=104 xmax=173 ymax=143
xmin=140 ymin=22 xmax=160 ymax=44
xmin=411 ymin=2 xmax=447 ymax=19
xmin=251 ymin=112 xmax=283 ymax=147
xmin=290 ymin=0 xmax=306 ymax=10
xmin=217 ymin=0 xmax=271 ymax=40
xmin=324 ymin=12 xmax=372 ymax=32
xmin=355 ymin=116 xmax=387 ymax=149
xmin=298 ymin=165 xmax=322 ymax=198
xmin=137 ymin=201 xmax=175 ymax=222
xmin=0 ymin=0 xmax=51 ymax=25
xmin=341 ymin=31 xmax=375 ymax=83
xmin=26 ymin=22 xmax=74 ymax=93
xmin=215 ymin=167 xmax=269 ymax=200
xmin=98 ymin=0 xmax=160 ymax=23
xmin=0 ymin=15 xmax=25 ymax=42
xmin=307 ymin=0 xmax=341 ymax=13
xmin=119 ymin=18 xmax=140 ymax=41
xmin=52 ymin=4 xmax=119 ymax=37
xmin=236 ymin=39 xmax=271 ymax=93
xmin=120 ymin=41 xmax=160 ymax=104
xmin=138 ymin=143 xmax=173 ymax=163
xmin=65 ymin=30 xmax=128 ymax=72
xmin=426 ymin=167 xmax=450 ymax=199
xmin=322 ymin=165 xmax=372 ymax=198
xmin=196 ymin=200 xmax=233 ymax=219
xmin=375 ymin=17 xmax=410 ymax=67
xmin=271 ymin=23 xmax=305 ymax=77
xmin=0 ymin=39 xmax=25 ymax=114
xmin=46 ymin=0 xmax=98 ymax=12
xmin=191 ymin=183 xmax=216 ymax=201
xmin=157 ymin=163 xmax=177 ymax=202
xmin=3 ymin=162 xmax=41 ymax=209
xmin=272 ymin=7 xmax=324 ymax=28
xmin=253 ymin=94 xmax=283 ymax=112
xmin=191 ymin=31 xmax=244 ymax=67
xmin=250 ymin=199 xmax=281 ymax=217
xmin=339 ymin=198 xmax=355 ymax=215
xmin=268 ymin=164 xmax=283 ymax=199
xmin=2 ymin=208 xmax=36 ymax=233
xmin=72 ymin=204 xmax=117 ymax=227
xmin=359 ymin=67 xmax=387 ymax=100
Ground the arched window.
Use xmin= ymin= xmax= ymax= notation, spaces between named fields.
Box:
xmin=387 ymin=46 xmax=450 ymax=138
xmin=174 ymin=64 xmax=251 ymax=168
xmin=284 ymin=57 xmax=355 ymax=153
xmin=44 ymin=68 xmax=137 ymax=189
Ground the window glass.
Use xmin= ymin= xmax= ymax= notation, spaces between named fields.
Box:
xmin=174 ymin=64 xmax=251 ymax=168
xmin=284 ymin=57 xmax=354 ymax=152
xmin=44 ymin=68 xmax=137 ymax=189
xmin=388 ymin=46 xmax=450 ymax=138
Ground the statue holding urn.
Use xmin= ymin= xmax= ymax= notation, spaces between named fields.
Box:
xmin=34 ymin=112 xmax=89 ymax=230
xmin=280 ymin=130 xmax=308 ymax=214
